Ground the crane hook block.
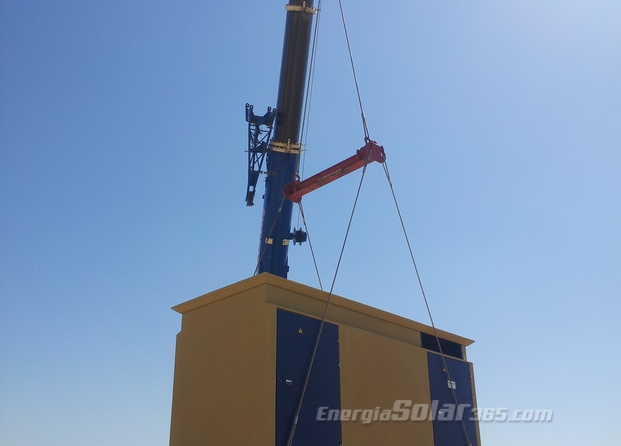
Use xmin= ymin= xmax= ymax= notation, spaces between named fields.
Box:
xmin=283 ymin=140 xmax=386 ymax=203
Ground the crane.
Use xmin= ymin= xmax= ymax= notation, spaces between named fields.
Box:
xmin=245 ymin=0 xmax=385 ymax=278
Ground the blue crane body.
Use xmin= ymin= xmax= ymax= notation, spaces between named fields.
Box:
xmin=246 ymin=0 xmax=385 ymax=278
xmin=246 ymin=0 xmax=316 ymax=278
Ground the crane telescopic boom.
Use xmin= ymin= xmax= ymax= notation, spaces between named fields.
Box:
xmin=249 ymin=0 xmax=317 ymax=278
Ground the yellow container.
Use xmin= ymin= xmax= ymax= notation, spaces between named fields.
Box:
xmin=169 ymin=273 xmax=480 ymax=446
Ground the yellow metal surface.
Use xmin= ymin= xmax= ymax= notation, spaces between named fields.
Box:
xmin=169 ymin=284 xmax=275 ymax=446
xmin=339 ymin=323 xmax=434 ymax=444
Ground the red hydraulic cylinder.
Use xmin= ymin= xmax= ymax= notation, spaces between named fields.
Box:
xmin=283 ymin=139 xmax=386 ymax=203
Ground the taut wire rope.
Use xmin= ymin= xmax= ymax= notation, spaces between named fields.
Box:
xmin=338 ymin=0 xmax=369 ymax=140
xmin=296 ymin=0 xmax=323 ymax=228
xmin=287 ymin=2 xmax=377 ymax=444
xmin=382 ymin=160 xmax=473 ymax=446
xmin=297 ymin=201 xmax=324 ymax=291
xmin=286 ymin=146 xmax=374 ymax=446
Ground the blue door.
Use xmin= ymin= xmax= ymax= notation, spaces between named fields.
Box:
xmin=427 ymin=352 xmax=478 ymax=446
xmin=276 ymin=309 xmax=342 ymax=446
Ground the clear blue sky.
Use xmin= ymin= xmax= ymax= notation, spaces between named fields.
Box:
xmin=1 ymin=1 xmax=619 ymax=445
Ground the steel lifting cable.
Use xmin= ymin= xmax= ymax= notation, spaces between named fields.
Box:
xmin=298 ymin=0 xmax=322 ymax=155
xmin=297 ymin=201 xmax=324 ymax=291
xmin=296 ymin=0 xmax=323 ymax=228
xmin=382 ymin=161 xmax=473 ymax=446
xmin=286 ymin=2 xmax=377 ymax=445
xmin=338 ymin=0 xmax=370 ymax=140
xmin=286 ymin=148 xmax=374 ymax=446
xmin=338 ymin=2 xmax=472 ymax=442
